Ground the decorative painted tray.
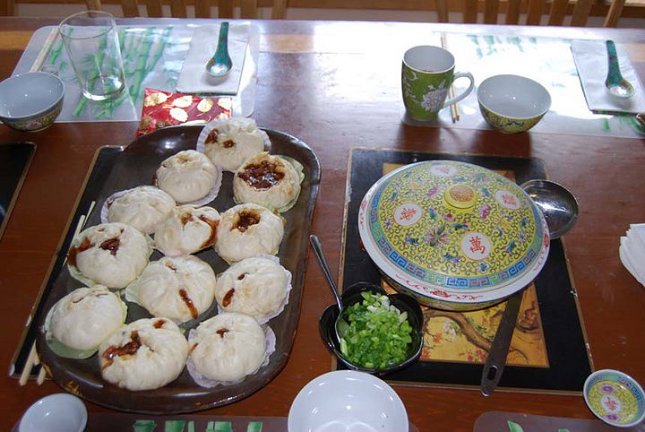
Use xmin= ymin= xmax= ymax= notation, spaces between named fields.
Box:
xmin=358 ymin=160 xmax=549 ymax=310
xmin=31 ymin=125 xmax=320 ymax=414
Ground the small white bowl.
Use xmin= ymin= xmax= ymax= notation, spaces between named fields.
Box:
xmin=0 ymin=72 xmax=64 ymax=132
xmin=19 ymin=393 xmax=87 ymax=432
xmin=477 ymin=74 xmax=551 ymax=134
xmin=583 ymin=369 xmax=645 ymax=428
xmin=288 ymin=370 xmax=408 ymax=432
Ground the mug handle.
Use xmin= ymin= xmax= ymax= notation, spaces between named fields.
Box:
xmin=442 ymin=72 xmax=475 ymax=107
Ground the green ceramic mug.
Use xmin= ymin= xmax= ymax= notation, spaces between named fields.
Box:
xmin=402 ymin=45 xmax=475 ymax=121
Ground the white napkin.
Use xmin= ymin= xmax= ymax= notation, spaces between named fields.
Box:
xmin=619 ymin=224 xmax=645 ymax=287
xmin=176 ymin=24 xmax=249 ymax=95
xmin=571 ymin=40 xmax=645 ymax=114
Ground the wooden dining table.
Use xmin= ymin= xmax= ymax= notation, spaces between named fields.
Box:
xmin=0 ymin=16 xmax=644 ymax=432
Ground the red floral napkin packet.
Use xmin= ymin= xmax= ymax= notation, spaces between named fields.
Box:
xmin=136 ymin=88 xmax=233 ymax=137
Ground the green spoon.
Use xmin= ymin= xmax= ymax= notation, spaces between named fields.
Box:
xmin=605 ymin=40 xmax=635 ymax=99
xmin=205 ymin=22 xmax=232 ymax=78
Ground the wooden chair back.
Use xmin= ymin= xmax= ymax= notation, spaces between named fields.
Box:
xmin=435 ymin=0 xmax=626 ymax=27
xmin=86 ymin=0 xmax=286 ymax=19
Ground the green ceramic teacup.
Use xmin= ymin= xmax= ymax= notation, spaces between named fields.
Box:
xmin=402 ymin=46 xmax=474 ymax=121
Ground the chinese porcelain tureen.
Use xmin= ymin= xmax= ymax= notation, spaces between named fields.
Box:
xmin=358 ymin=160 xmax=550 ymax=311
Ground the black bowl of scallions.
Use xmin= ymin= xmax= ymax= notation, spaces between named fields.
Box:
xmin=319 ymin=282 xmax=424 ymax=375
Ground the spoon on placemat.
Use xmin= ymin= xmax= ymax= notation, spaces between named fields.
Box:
xmin=605 ymin=40 xmax=635 ymax=99
xmin=205 ymin=22 xmax=232 ymax=78
xmin=309 ymin=235 xmax=349 ymax=343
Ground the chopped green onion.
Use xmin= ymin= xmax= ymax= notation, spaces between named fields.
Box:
xmin=339 ymin=292 xmax=413 ymax=369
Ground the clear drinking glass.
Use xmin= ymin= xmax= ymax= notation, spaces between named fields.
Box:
xmin=59 ymin=10 xmax=126 ymax=101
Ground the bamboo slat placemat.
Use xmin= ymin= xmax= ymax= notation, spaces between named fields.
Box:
xmin=12 ymin=23 xmax=259 ymax=122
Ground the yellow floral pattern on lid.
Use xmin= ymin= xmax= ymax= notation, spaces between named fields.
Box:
xmin=367 ymin=161 xmax=545 ymax=290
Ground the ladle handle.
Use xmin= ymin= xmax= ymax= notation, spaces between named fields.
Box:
xmin=481 ymin=289 xmax=524 ymax=397
xmin=309 ymin=235 xmax=343 ymax=309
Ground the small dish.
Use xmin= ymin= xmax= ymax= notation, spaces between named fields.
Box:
xmin=19 ymin=393 xmax=87 ymax=432
xmin=319 ymin=281 xmax=424 ymax=375
xmin=477 ymin=74 xmax=551 ymax=134
xmin=0 ymin=72 xmax=64 ymax=132
xmin=288 ymin=370 xmax=409 ymax=432
xmin=583 ymin=369 xmax=645 ymax=428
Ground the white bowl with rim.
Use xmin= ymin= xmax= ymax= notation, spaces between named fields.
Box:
xmin=477 ymin=74 xmax=551 ymax=134
xmin=288 ymin=370 xmax=409 ymax=432
xmin=18 ymin=393 xmax=87 ymax=432
xmin=0 ymin=71 xmax=64 ymax=132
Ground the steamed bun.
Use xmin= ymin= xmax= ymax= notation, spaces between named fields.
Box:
xmin=67 ymin=222 xmax=153 ymax=289
xmin=98 ymin=318 xmax=188 ymax=391
xmin=106 ymin=186 xmax=175 ymax=234
xmin=126 ymin=255 xmax=217 ymax=323
xmin=233 ymin=152 xmax=303 ymax=212
xmin=215 ymin=203 xmax=284 ymax=263
xmin=156 ymin=150 xmax=220 ymax=203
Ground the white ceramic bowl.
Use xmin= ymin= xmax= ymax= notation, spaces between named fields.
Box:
xmin=288 ymin=370 xmax=408 ymax=432
xmin=18 ymin=393 xmax=87 ymax=432
xmin=0 ymin=72 xmax=64 ymax=132
xmin=583 ymin=369 xmax=645 ymax=428
xmin=477 ymin=74 xmax=551 ymax=134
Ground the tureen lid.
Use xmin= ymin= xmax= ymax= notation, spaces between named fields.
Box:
xmin=358 ymin=160 xmax=550 ymax=306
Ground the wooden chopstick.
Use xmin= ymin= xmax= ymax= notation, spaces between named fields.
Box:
xmin=17 ymin=200 xmax=96 ymax=386
xmin=440 ymin=32 xmax=461 ymax=123
xmin=18 ymin=343 xmax=38 ymax=386
xmin=29 ymin=27 xmax=58 ymax=73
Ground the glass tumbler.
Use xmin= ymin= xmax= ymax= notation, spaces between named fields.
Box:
xmin=59 ymin=10 xmax=126 ymax=101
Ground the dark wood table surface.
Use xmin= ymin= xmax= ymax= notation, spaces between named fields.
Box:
xmin=0 ymin=17 xmax=644 ymax=432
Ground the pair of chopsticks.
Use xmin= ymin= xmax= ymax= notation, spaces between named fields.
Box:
xmin=18 ymin=201 xmax=96 ymax=386
xmin=18 ymin=343 xmax=47 ymax=386
xmin=440 ymin=32 xmax=461 ymax=123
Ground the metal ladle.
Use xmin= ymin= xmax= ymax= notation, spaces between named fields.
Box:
xmin=481 ymin=179 xmax=578 ymax=396
xmin=309 ymin=235 xmax=349 ymax=343
xmin=205 ymin=22 xmax=232 ymax=78
xmin=605 ymin=40 xmax=635 ymax=99
xmin=521 ymin=179 xmax=579 ymax=240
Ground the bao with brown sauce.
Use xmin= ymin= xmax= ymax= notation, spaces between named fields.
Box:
xmin=214 ymin=255 xmax=292 ymax=323
xmin=197 ymin=118 xmax=270 ymax=172
xmin=154 ymin=205 xmax=220 ymax=256
xmin=233 ymin=152 xmax=304 ymax=213
xmin=125 ymin=255 xmax=217 ymax=324
xmin=67 ymin=222 xmax=153 ymax=290
xmin=98 ymin=317 xmax=188 ymax=391
xmin=215 ymin=203 xmax=285 ymax=264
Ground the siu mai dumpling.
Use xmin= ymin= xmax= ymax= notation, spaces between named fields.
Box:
xmin=233 ymin=152 xmax=304 ymax=213
xmin=154 ymin=205 xmax=220 ymax=256
xmin=215 ymin=256 xmax=291 ymax=323
xmin=155 ymin=150 xmax=221 ymax=204
xmin=46 ymin=285 xmax=127 ymax=359
xmin=67 ymin=222 xmax=153 ymax=289
xmin=98 ymin=317 xmax=188 ymax=391
xmin=188 ymin=312 xmax=269 ymax=384
xmin=126 ymin=255 xmax=217 ymax=324
xmin=104 ymin=186 xmax=175 ymax=234
xmin=197 ymin=118 xmax=269 ymax=172
xmin=215 ymin=203 xmax=284 ymax=264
